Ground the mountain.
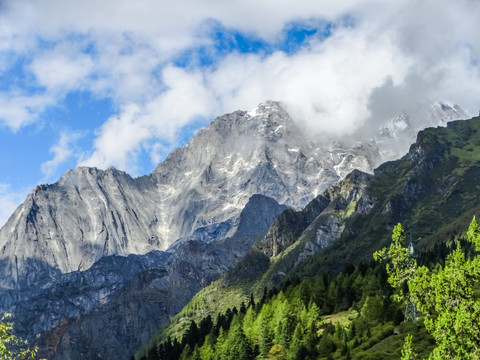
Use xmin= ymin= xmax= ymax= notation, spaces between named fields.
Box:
xmin=0 ymin=102 xmax=335 ymax=286
xmin=0 ymin=101 xmax=467 ymax=359
xmin=144 ymin=114 xmax=480 ymax=358
xmin=33 ymin=195 xmax=287 ymax=360
xmin=0 ymin=101 xmax=465 ymax=285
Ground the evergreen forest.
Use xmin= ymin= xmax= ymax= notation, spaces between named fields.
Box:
xmin=136 ymin=221 xmax=480 ymax=360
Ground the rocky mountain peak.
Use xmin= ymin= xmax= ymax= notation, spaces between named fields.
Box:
xmin=0 ymin=102 xmax=340 ymax=284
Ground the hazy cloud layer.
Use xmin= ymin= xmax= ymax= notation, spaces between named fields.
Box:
xmin=1 ymin=0 xmax=480 ymax=175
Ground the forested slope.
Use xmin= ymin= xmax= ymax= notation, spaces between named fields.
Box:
xmin=136 ymin=116 xmax=480 ymax=359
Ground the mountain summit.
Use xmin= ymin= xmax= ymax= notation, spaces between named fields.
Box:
xmin=0 ymin=102 xmax=335 ymax=285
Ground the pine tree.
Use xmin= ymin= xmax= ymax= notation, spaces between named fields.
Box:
xmin=181 ymin=320 xmax=199 ymax=349
xmin=179 ymin=344 xmax=192 ymax=360
xmin=248 ymin=293 xmax=256 ymax=310
xmin=242 ymin=306 xmax=257 ymax=342
xmin=190 ymin=345 xmax=201 ymax=360
xmin=267 ymin=344 xmax=287 ymax=360
xmin=198 ymin=315 xmax=213 ymax=344
xmin=224 ymin=321 xmax=253 ymax=360
xmin=288 ymin=323 xmax=304 ymax=359
xmin=199 ymin=334 xmax=215 ymax=360
xmin=401 ymin=334 xmax=417 ymax=360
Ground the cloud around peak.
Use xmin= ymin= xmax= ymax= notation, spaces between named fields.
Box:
xmin=0 ymin=0 xmax=479 ymax=177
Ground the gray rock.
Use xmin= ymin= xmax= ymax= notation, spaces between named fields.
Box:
xmin=33 ymin=194 xmax=287 ymax=360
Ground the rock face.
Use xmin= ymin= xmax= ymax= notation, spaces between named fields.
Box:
xmin=256 ymin=169 xmax=373 ymax=266
xmin=33 ymin=194 xmax=287 ymax=360
xmin=0 ymin=101 xmax=468 ymax=360
xmin=256 ymin=195 xmax=331 ymax=257
xmin=0 ymin=168 xmax=160 ymax=288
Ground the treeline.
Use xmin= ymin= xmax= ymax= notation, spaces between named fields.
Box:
xmin=135 ymin=230 xmax=462 ymax=360
xmin=138 ymin=261 xmax=415 ymax=360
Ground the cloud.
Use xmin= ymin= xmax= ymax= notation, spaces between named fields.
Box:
xmin=205 ymin=26 xmax=410 ymax=138
xmin=41 ymin=131 xmax=83 ymax=181
xmin=29 ymin=43 xmax=94 ymax=92
xmin=79 ymin=103 xmax=148 ymax=172
xmin=80 ymin=66 xmax=217 ymax=173
xmin=0 ymin=92 xmax=56 ymax=131
xmin=77 ymin=25 xmax=409 ymax=170
xmin=1 ymin=0 xmax=480 ymax=172
xmin=2 ymin=0 xmax=369 ymax=45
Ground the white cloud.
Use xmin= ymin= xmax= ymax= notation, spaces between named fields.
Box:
xmin=77 ymin=25 xmax=410 ymax=170
xmin=80 ymin=66 xmax=217 ymax=173
xmin=29 ymin=43 xmax=94 ymax=92
xmin=41 ymin=131 xmax=83 ymax=181
xmin=2 ymin=0 xmax=371 ymax=45
xmin=0 ymin=92 xmax=56 ymax=131
xmin=79 ymin=103 xmax=148 ymax=172
xmin=205 ymin=27 xmax=410 ymax=138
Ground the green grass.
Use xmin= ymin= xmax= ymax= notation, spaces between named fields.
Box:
xmin=345 ymin=320 xmax=434 ymax=360
xmin=323 ymin=311 xmax=352 ymax=328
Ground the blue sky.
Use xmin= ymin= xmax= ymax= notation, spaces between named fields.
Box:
xmin=1 ymin=0 xmax=480 ymax=226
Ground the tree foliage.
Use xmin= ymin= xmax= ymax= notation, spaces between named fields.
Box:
xmin=375 ymin=219 xmax=480 ymax=359
xmin=0 ymin=313 xmax=38 ymax=360
xmin=373 ymin=223 xmax=416 ymax=300
xmin=401 ymin=334 xmax=417 ymax=360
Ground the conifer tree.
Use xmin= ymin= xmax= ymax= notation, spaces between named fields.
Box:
xmin=267 ymin=344 xmax=287 ymax=360
xmin=248 ymin=293 xmax=255 ymax=309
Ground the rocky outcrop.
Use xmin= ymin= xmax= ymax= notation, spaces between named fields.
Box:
xmin=0 ymin=168 xmax=161 ymax=290
xmin=257 ymin=169 xmax=373 ymax=261
xmin=256 ymin=195 xmax=331 ymax=257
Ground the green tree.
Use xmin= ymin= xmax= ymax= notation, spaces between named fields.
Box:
xmin=214 ymin=327 xmax=227 ymax=359
xmin=190 ymin=345 xmax=201 ymax=360
xmin=268 ymin=344 xmax=287 ymax=360
xmin=288 ymin=323 xmax=304 ymax=360
xmin=179 ymin=343 xmax=192 ymax=360
xmin=373 ymin=223 xmax=415 ymax=298
xmin=375 ymin=219 xmax=480 ymax=359
xmin=360 ymin=296 xmax=383 ymax=324
xmin=0 ymin=313 xmax=37 ymax=360
xmin=199 ymin=334 xmax=215 ymax=360
xmin=401 ymin=334 xmax=417 ymax=360
xmin=224 ymin=319 xmax=252 ymax=360
xmin=242 ymin=306 xmax=257 ymax=342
